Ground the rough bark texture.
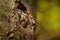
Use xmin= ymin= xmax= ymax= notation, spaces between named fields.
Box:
xmin=0 ymin=0 xmax=36 ymax=40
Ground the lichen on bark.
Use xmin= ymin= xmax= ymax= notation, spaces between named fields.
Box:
xmin=0 ymin=0 xmax=36 ymax=40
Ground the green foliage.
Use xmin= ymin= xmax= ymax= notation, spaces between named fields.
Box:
xmin=37 ymin=0 xmax=60 ymax=33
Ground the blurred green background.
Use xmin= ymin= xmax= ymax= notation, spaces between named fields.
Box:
xmin=37 ymin=0 xmax=60 ymax=40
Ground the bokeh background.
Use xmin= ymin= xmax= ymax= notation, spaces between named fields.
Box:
xmin=37 ymin=0 xmax=60 ymax=40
